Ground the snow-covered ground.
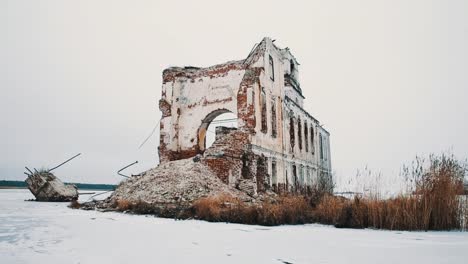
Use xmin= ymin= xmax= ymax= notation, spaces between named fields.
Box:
xmin=1 ymin=189 xmax=467 ymax=264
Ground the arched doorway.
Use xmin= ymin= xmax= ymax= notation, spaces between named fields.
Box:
xmin=197 ymin=109 xmax=238 ymax=152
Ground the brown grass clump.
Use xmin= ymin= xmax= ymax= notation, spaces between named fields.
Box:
xmin=191 ymin=194 xmax=240 ymax=222
xmin=314 ymin=194 xmax=346 ymax=225
xmin=258 ymin=196 xmax=312 ymax=225
xmin=69 ymin=199 xmax=82 ymax=209
xmin=192 ymin=194 xmax=313 ymax=226
xmin=110 ymin=199 xmax=191 ymax=218
xmin=116 ymin=200 xmax=132 ymax=211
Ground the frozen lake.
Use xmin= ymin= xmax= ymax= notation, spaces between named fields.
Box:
xmin=1 ymin=189 xmax=467 ymax=264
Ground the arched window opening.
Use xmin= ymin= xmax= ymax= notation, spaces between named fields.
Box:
xmin=202 ymin=111 xmax=238 ymax=151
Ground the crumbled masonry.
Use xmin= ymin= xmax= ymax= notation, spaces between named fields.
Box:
xmin=81 ymin=158 xmax=277 ymax=215
xmin=26 ymin=171 xmax=78 ymax=202
xmin=111 ymin=158 xmax=253 ymax=204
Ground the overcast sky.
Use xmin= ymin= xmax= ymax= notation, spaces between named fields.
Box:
xmin=1 ymin=0 xmax=467 ymax=192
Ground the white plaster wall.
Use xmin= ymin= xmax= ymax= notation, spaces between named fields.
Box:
xmin=251 ymin=40 xmax=287 ymax=153
xmin=165 ymin=69 xmax=245 ymax=152
xmin=284 ymin=87 xmax=304 ymax=106
xmin=248 ymin=38 xmax=331 ymax=188
xmin=179 ymin=70 xmax=244 ymax=149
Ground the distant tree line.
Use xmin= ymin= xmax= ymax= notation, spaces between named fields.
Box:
xmin=0 ymin=180 xmax=116 ymax=190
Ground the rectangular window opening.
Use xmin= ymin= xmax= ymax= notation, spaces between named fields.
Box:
xmin=271 ymin=160 xmax=277 ymax=185
xmin=269 ymin=55 xmax=275 ymax=81
xmin=271 ymin=99 xmax=277 ymax=138
xmin=260 ymin=90 xmax=267 ymax=133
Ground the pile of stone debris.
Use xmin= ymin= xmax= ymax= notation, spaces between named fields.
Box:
xmin=81 ymin=158 xmax=262 ymax=213
xmin=112 ymin=158 xmax=253 ymax=204
xmin=26 ymin=170 xmax=78 ymax=202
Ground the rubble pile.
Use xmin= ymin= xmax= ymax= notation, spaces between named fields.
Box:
xmin=112 ymin=158 xmax=252 ymax=204
xmin=26 ymin=171 xmax=78 ymax=202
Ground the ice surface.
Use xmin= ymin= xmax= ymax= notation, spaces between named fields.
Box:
xmin=1 ymin=189 xmax=467 ymax=264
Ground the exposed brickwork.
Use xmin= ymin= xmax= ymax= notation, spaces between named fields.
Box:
xmin=237 ymin=68 xmax=262 ymax=132
xmin=202 ymin=127 xmax=253 ymax=190
xmin=202 ymin=97 xmax=233 ymax=106
xmin=159 ymin=99 xmax=171 ymax=117
xmin=163 ymin=61 xmax=246 ymax=84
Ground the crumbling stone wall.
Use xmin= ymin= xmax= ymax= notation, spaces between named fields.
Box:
xmin=158 ymin=37 xmax=332 ymax=196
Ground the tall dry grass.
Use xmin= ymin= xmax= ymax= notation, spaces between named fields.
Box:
xmin=192 ymin=194 xmax=313 ymax=226
xmin=191 ymin=153 xmax=467 ymax=230
xmin=315 ymin=154 xmax=467 ymax=230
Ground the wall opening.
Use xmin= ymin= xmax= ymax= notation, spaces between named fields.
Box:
xmin=304 ymin=121 xmax=309 ymax=152
xmin=271 ymin=99 xmax=277 ymax=138
xmin=319 ymin=134 xmax=324 ymax=160
xmin=299 ymin=165 xmax=304 ymax=186
xmin=269 ymin=55 xmax=275 ymax=81
xmin=198 ymin=110 xmax=237 ymax=152
xmin=271 ymin=159 xmax=277 ymax=185
xmin=310 ymin=124 xmax=315 ymax=155
xmin=292 ymin=164 xmax=297 ymax=191
xmin=256 ymin=156 xmax=267 ymax=192
xmin=289 ymin=117 xmax=295 ymax=152
xmin=298 ymin=117 xmax=302 ymax=152
xmin=260 ymin=89 xmax=267 ymax=133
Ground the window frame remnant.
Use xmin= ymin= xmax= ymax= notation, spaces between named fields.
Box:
xmin=304 ymin=121 xmax=308 ymax=152
xmin=269 ymin=55 xmax=275 ymax=81
xmin=292 ymin=163 xmax=297 ymax=188
xmin=289 ymin=117 xmax=295 ymax=152
xmin=271 ymin=159 xmax=277 ymax=185
xmin=260 ymin=88 xmax=267 ymax=133
xmin=298 ymin=117 xmax=302 ymax=152
xmin=320 ymin=134 xmax=324 ymax=160
xmin=271 ymin=98 xmax=277 ymax=138
xmin=299 ymin=164 xmax=304 ymax=185
xmin=310 ymin=124 xmax=315 ymax=155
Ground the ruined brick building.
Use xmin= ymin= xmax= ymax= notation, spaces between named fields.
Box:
xmin=159 ymin=37 xmax=332 ymax=195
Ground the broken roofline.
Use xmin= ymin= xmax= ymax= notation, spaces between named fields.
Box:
xmin=162 ymin=37 xmax=301 ymax=74
xmin=163 ymin=59 xmax=246 ymax=76
xmin=162 ymin=59 xmax=246 ymax=83
xmin=161 ymin=37 xmax=273 ymax=79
